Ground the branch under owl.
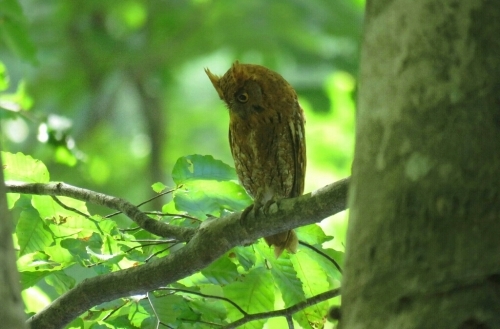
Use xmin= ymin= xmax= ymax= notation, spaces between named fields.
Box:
xmin=6 ymin=177 xmax=349 ymax=329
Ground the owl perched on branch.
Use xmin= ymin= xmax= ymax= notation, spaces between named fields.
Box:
xmin=205 ymin=61 xmax=306 ymax=258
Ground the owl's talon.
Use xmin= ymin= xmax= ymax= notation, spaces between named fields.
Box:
xmin=262 ymin=200 xmax=275 ymax=215
xmin=239 ymin=204 xmax=255 ymax=226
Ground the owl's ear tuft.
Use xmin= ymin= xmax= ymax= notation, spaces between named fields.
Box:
xmin=230 ymin=60 xmax=249 ymax=82
xmin=205 ymin=68 xmax=224 ymax=99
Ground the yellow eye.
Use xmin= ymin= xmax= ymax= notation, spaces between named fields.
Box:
xmin=236 ymin=92 xmax=249 ymax=103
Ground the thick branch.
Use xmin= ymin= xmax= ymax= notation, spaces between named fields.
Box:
xmin=18 ymin=177 xmax=349 ymax=329
xmin=6 ymin=182 xmax=195 ymax=242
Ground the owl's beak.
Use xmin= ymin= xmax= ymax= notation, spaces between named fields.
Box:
xmin=204 ymin=68 xmax=224 ymax=100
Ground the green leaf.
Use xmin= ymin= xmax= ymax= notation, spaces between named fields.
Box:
xmin=16 ymin=208 xmax=53 ymax=256
xmin=303 ymin=246 xmax=344 ymax=282
xmin=189 ymin=298 xmax=227 ymax=324
xmin=44 ymin=270 xmax=76 ymax=294
xmin=66 ymin=317 xmax=84 ymax=329
xmin=151 ymin=181 xmax=167 ymax=193
xmin=174 ymin=180 xmax=251 ymax=218
xmin=144 ymin=294 xmax=194 ymax=326
xmin=257 ymin=245 xmax=305 ymax=307
xmin=2 ymin=151 xmax=50 ymax=182
xmin=44 ymin=241 xmax=75 ymax=266
xmin=201 ymin=255 xmax=239 ymax=285
xmin=172 ymin=154 xmax=237 ymax=184
xmin=0 ymin=61 xmax=9 ymax=91
xmin=223 ymin=267 xmax=274 ymax=329
xmin=290 ymin=249 xmax=331 ymax=329
xmin=6 ymin=192 xmax=20 ymax=209
xmin=296 ymin=224 xmax=332 ymax=245
xmin=233 ymin=246 xmax=257 ymax=271
xmin=20 ymin=270 xmax=56 ymax=290
xmin=0 ymin=0 xmax=37 ymax=62
xmin=59 ymin=238 xmax=88 ymax=260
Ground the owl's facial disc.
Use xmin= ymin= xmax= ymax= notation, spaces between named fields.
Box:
xmin=230 ymin=80 xmax=266 ymax=118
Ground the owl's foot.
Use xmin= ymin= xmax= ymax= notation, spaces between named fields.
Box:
xmin=239 ymin=204 xmax=255 ymax=225
xmin=240 ymin=200 xmax=273 ymax=224
xmin=261 ymin=199 xmax=276 ymax=215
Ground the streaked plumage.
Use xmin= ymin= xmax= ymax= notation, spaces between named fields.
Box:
xmin=205 ymin=61 xmax=306 ymax=257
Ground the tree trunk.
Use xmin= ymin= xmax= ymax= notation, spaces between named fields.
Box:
xmin=0 ymin=153 xmax=28 ymax=329
xmin=342 ymin=0 xmax=500 ymax=328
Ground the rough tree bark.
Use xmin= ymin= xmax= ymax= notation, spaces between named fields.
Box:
xmin=342 ymin=0 xmax=500 ymax=328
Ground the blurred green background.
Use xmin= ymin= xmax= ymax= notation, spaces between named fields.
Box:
xmin=1 ymin=0 xmax=363 ymax=250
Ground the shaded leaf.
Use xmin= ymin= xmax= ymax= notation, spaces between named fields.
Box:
xmin=174 ymin=180 xmax=251 ymax=218
xmin=0 ymin=0 xmax=37 ymax=62
xmin=172 ymin=154 xmax=237 ymax=184
xmin=223 ymin=267 xmax=274 ymax=329
xmin=44 ymin=270 xmax=76 ymax=294
xmin=16 ymin=208 xmax=53 ymax=256
xmin=201 ymin=255 xmax=239 ymax=285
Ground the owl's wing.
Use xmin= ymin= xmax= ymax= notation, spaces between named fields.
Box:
xmin=288 ymin=102 xmax=307 ymax=197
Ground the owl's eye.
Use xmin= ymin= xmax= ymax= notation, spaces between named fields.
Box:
xmin=236 ymin=92 xmax=249 ymax=103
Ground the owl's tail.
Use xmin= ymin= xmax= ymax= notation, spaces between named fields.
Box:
xmin=264 ymin=230 xmax=298 ymax=258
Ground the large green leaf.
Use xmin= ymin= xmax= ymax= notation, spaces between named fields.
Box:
xmin=17 ymin=251 xmax=61 ymax=289
xmin=0 ymin=0 xmax=37 ymax=62
xmin=2 ymin=151 xmax=49 ymax=182
xmin=290 ymin=249 xmax=331 ymax=329
xmin=201 ymin=254 xmax=239 ymax=285
xmin=257 ymin=245 xmax=306 ymax=307
xmin=44 ymin=270 xmax=76 ymax=294
xmin=296 ymin=224 xmax=332 ymax=245
xmin=223 ymin=266 xmax=274 ymax=329
xmin=172 ymin=154 xmax=237 ymax=184
xmin=233 ymin=246 xmax=257 ymax=271
xmin=189 ymin=298 xmax=227 ymax=324
xmin=16 ymin=208 xmax=53 ymax=256
xmin=145 ymin=294 xmax=196 ymax=327
xmin=174 ymin=180 xmax=251 ymax=218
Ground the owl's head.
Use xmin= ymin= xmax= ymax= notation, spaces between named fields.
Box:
xmin=205 ymin=61 xmax=296 ymax=119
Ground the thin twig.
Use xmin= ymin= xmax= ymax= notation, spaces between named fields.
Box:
xmin=145 ymin=212 xmax=201 ymax=222
xmin=158 ymin=288 xmax=248 ymax=316
xmin=105 ymin=188 xmax=177 ymax=219
xmin=51 ymin=196 xmax=90 ymax=218
xmin=299 ymin=241 xmax=343 ymax=274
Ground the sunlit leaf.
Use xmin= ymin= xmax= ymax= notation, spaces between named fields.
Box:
xmin=151 ymin=182 xmax=167 ymax=193
xmin=45 ymin=241 xmax=75 ymax=266
xmin=290 ymin=249 xmax=330 ymax=329
xmin=2 ymin=151 xmax=50 ymax=182
xmin=296 ymin=224 xmax=332 ymax=245
xmin=0 ymin=61 xmax=9 ymax=91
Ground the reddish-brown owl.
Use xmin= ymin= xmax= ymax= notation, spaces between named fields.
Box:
xmin=205 ymin=61 xmax=306 ymax=258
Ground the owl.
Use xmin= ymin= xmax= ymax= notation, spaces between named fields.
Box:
xmin=205 ymin=61 xmax=306 ymax=258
